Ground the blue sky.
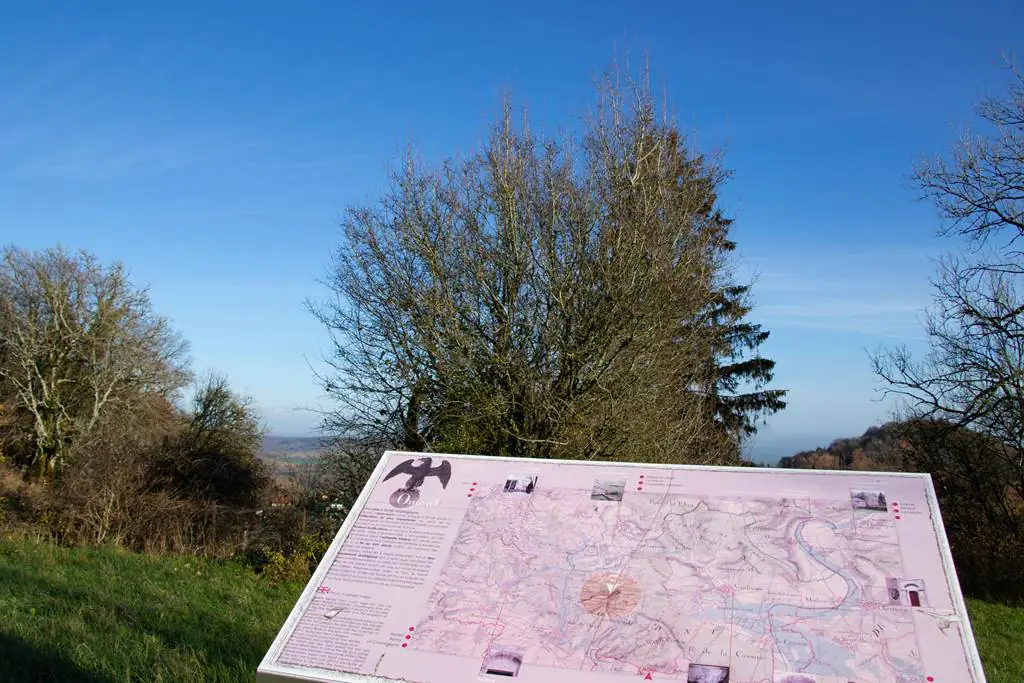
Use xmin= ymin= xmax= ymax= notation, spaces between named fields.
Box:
xmin=1 ymin=1 xmax=1021 ymax=462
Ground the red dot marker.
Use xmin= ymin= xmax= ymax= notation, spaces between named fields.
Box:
xmin=895 ymin=515 xmax=901 ymax=520
xmin=402 ymin=643 xmax=408 ymax=648
xmin=472 ymin=482 xmax=477 ymax=486
xmin=927 ymin=677 xmax=934 ymax=682
xmin=467 ymin=493 xmax=473 ymax=497
xmin=409 ymin=626 xmax=415 ymax=631
xmin=469 ymin=488 xmax=475 ymax=491
xmin=405 ymin=635 xmax=411 ymax=639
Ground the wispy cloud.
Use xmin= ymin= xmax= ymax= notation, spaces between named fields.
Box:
xmin=759 ymin=301 xmax=922 ymax=319
xmin=750 ymin=271 xmax=876 ymax=295
xmin=9 ymin=122 xmax=368 ymax=182
xmin=0 ymin=46 xmax=272 ymax=182
xmin=0 ymin=123 xmax=46 ymax=150
xmin=739 ymin=250 xmax=934 ymax=339
xmin=765 ymin=317 xmax=927 ymax=341
xmin=17 ymin=133 xmax=264 ymax=181
xmin=0 ymin=47 xmax=111 ymax=154
xmin=1 ymin=45 xmax=107 ymax=113
xmin=758 ymin=301 xmax=927 ymax=339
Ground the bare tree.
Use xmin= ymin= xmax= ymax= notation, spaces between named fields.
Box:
xmin=872 ymin=62 xmax=1024 ymax=515
xmin=152 ymin=371 xmax=269 ymax=507
xmin=309 ymin=65 xmax=782 ymax=466
xmin=913 ymin=62 xmax=1024 ymax=248
xmin=0 ymin=245 xmax=191 ymax=477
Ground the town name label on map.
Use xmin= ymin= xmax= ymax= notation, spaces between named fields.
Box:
xmin=257 ymin=451 xmax=987 ymax=683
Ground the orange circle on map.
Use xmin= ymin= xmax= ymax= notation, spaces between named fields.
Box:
xmin=579 ymin=573 xmax=640 ymax=617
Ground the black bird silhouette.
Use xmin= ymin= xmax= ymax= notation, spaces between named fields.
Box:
xmin=383 ymin=457 xmax=452 ymax=491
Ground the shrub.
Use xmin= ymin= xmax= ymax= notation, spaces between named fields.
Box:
xmin=150 ymin=372 xmax=269 ymax=508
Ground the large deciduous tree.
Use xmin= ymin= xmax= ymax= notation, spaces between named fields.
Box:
xmin=0 ymin=245 xmax=191 ymax=476
xmin=311 ymin=66 xmax=784 ymax=465
xmin=872 ymin=62 xmax=1024 ymax=597
xmin=873 ymin=64 xmax=1024 ymax=492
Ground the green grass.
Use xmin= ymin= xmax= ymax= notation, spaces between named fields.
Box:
xmin=0 ymin=535 xmax=302 ymax=682
xmin=0 ymin=536 xmax=1020 ymax=682
xmin=967 ymin=598 xmax=1024 ymax=683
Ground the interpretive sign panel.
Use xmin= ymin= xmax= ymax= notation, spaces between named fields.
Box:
xmin=257 ymin=451 xmax=986 ymax=683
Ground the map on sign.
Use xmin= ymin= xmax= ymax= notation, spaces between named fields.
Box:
xmin=257 ymin=452 xmax=986 ymax=683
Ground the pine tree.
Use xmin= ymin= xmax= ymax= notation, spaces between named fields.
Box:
xmin=707 ymin=282 xmax=787 ymax=446
xmin=661 ymin=132 xmax=787 ymax=454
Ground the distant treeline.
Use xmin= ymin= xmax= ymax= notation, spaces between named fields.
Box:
xmin=779 ymin=423 xmax=909 ymax=471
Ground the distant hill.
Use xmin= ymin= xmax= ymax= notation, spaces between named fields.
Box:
xmin=778 ymin=422 xmax=909 ymax=471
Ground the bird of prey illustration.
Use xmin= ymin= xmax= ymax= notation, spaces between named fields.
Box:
xmin=382 ymin=457 xmax=452 ymax=491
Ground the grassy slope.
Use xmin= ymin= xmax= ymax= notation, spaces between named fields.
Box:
xmin=0 ymin=536 xmax=1020 ymax=682
xmin=0 ymin=535 xmax=301 ymax=683
xmin=967 ymin=598 xmax=1024 ymax=683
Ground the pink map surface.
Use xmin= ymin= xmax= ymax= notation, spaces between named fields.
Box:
xmin=257 ymin=452 xmax=985 ymax=683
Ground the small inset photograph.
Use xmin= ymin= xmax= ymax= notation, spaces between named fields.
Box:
xmin=480 ymin=647 xmax=523 ymax=678
xmin=503 ymin=474 xmax=537 ymax=495
xmin=850 ymin=489 xmax=888 ymax=511
xmin=590 ymin=478 xmax=626 ymax=501
xmin=886 ymin=577 xmax=928 ymax=607
xmin=688 ymin=663 xmax=730 ymax=683
xmin=774 ymin=673 xmax=819 ymax=683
